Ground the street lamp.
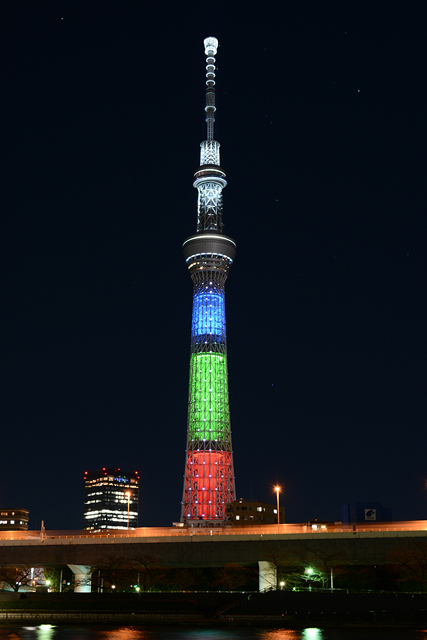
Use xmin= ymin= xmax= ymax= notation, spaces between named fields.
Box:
xmin=125 ymin=492 xmax=131 ymax=529
xmin=274 ymin=486 xmax=281 ymax=528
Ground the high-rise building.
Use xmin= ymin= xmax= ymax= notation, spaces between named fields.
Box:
xmin=0 ymin=508 xmax=29 ymax=531
xmin=83 ymin=468 xmax=139 ymax=530
xmin=181 ymin=38 xmax=236 ymax=526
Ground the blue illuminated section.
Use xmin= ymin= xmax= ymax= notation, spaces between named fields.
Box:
xmin=191 ymin=290 xmax=226 ymax=340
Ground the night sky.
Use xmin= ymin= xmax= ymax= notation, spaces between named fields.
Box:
xmin=3 ymin=1 xmax=426 ymax=530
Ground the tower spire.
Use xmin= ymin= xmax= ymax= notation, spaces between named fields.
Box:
xmin=181 ymin=37 xmax=236 ymax=527
xmin=195 ymin=37 xmax=227 ymax=233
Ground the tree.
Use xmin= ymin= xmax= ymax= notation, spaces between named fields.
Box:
xmin=91 ymin=551 xmax=167 ymax=592
xmin=130 ymin=553 xmax=167 ymax=592
xmin=301 ymin=566 xmax=327 ymax=589
xmin=0 ymin=566 xmax=43 ymax=592
xmin=92 ymin=554 xmax=133 ymax=591
xmin=304 ymin=548 xmax=348 ymax=588
xmin=259 ymin=545 xmax=287 ymax=589
xmin=389 ymin=540 xmax=427 ymax=591
xmin=283 ymin=547 xmax=350 ymax=589
xmin=43 ymin=567 xmax=61 ymax=592
xmin=172 ymin=568 xmax=199 ymax=591
xmin=214 ymin=563 xmax=249 ymax=591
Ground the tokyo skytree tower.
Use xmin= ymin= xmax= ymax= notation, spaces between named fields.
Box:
xmin=181 ymin=37 xmax=236 ymax=526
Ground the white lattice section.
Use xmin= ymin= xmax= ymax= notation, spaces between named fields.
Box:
xmin=197 ymin=181 xmax=222 ymax=226
xmin=200 ymin=140 xmax=220 ymax=166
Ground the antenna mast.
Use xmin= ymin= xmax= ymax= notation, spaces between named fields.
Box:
xmin=204 ymin=37 xmax=217 ymax=143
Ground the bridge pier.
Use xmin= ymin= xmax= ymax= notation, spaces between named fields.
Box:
xmin=68 ymin=564 xmax=92 ymax=593
xmin=258 ymin=560 xmax=277 ymax=592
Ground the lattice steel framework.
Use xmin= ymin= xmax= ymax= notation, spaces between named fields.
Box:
xmin=181 ymin=38 xmax=236 ymax=525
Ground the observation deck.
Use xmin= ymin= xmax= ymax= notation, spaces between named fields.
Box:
xmin=183 ymin=231 xmax=236 ymax=275
xmin=193 ymin=164 xmax=227 ymax=190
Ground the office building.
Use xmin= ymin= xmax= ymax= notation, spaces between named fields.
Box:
xmin=83 ymin=468 xmax=139 ymax=530
xmin=226 ymin=499 xmax=285 ymax=526
xmin=0 ymin=508 xmax=29 ymax=531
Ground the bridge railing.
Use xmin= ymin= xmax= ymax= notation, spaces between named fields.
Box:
xmin=0 ymin=521 xmax=427 ymax=541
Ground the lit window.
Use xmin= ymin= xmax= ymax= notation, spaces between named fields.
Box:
xmin=235 ymin=515 xmax=240 ymax=520
xmin=10 ymin=520 xmax=15 ymax=524
xmin=257 ymin=507 xmax=262 ymax=512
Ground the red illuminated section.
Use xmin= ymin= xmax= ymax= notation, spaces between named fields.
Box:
xmin=183 ymin=450 xmax=234 ymax=521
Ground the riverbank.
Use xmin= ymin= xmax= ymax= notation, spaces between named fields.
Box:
xmin=0 ymin=590 xmax=426 ymax=626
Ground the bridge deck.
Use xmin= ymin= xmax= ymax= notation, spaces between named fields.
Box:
xmin=1 ymin=522 xmax=427 ymax=568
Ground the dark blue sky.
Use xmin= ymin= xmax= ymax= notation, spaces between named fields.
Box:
xmin=3 ymin=1 xmax=426 ymax=529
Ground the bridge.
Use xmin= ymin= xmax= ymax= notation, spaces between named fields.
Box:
xmin=1 ymin=521 xmax=426 ymax=592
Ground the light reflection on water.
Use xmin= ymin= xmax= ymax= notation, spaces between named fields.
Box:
xmin=37 ymin=626 xmax=56 ymax=640
xmin=98 ymin=630 xmax=151 ymax=640
xmin=302 ymin=631 xmax=323 ymax=640
xmin=256 ymin=629 xmax=307 ymax=640
xmin=1 ymin=626 xmax=427 ymax=640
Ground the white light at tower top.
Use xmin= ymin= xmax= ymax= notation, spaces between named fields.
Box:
xmin=204 ymin=37 xmax=218 ymax=56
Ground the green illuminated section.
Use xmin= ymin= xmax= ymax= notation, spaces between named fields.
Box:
xmin=187 ymin=352 xmax=230 ymax=442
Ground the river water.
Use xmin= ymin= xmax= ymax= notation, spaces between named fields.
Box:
xmin=0 ymin=626 xmax=427 ymax=640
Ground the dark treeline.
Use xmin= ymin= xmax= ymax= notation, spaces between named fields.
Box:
xmin=1 ymin=538 xmax=427 ymax=593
